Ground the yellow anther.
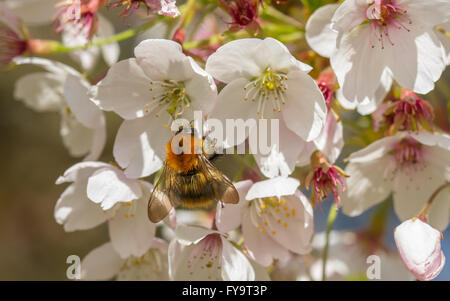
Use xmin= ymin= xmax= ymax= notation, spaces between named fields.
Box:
xmin=292 ymin=209 xmax=296 ymax=216
xmin=272 ymin=231 xmax=276 ymax=235
xmin=283 ymin=222 xmax=288 ymax=228
xmin=264 ymin=221 xmax=268 ymax=226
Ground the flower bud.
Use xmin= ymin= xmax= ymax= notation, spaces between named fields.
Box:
xmin=394 ymin=218 xmax=445 ymax=281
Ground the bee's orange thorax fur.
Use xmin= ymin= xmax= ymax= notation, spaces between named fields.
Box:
xmin=166 ymin=134 xmax=203 ymax=173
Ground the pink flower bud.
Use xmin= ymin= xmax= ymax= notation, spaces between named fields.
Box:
xmin=394 ymin=218 xmax=445 ymax=281
xmin=0 ymin=6 xmax=28 ymax=63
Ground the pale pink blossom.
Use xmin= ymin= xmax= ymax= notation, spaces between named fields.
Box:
xmin=306 ymin=1 xmax=450 ymax=113
xmin=168 ymin=225 xmax=265 ymax=280
xmin=394 ymin=218 xmax=445 ymax=281
xmin=341 ymin=131 xmax=450 ymax=230
xmin=215 ymin=177 xmax=314 ymax=266
xmin=55 ymin=161 xmax=157 ymax=258
xmin=81 ymin=238 xmax=169 ymax=280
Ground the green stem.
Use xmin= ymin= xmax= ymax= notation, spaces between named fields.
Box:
xmin=322 ymin=203 xmax=338 ymax=281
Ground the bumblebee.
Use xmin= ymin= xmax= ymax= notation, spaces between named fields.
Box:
xmin=148 ymin=125 xmax=239 ymax=223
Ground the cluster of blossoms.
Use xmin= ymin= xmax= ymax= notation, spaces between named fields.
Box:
xmin=2 ymin=0 xmax=450 ymax=281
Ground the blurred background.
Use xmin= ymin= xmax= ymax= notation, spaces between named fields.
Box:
xmin=0 ymin=1 xmax=449 ymax=280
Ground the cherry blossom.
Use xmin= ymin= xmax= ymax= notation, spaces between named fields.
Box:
xmin=206 ymin=37 xmax=327 ymax=144
xmin=55 ymin=161 xmax=157 ymax=258
xmin=81 ymin=238 xmax=169 ymax=280
xmin=168 ymin=225 xmax=263 ymax=280
xmin=306 ymin=0 xmax=450 ymax=112
xmin=341 ymin=131 xmax=450 ymax=230
xmin=215 ymin=177 xmax=314 ymax=266
xmin=91 ymin=39 xmax=217 ymax=178
xmin=13 ymin=57 xmax=106 ymax=161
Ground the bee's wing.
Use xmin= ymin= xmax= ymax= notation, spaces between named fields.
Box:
xmin=148 ymin=165 xmax=174 ymax=223
xmin=199 ymin=155 xmax=239 ymax=205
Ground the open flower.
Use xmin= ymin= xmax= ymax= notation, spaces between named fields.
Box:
xmin=110 ymin=0 xmax=180 ymax=18
xmin=81 ymin=238 xmax=169 ymax=280
xmin=394 ymin=218 xmax=445 ymax=281
xmin=341 ymin=131 xmax=450 ymax=231
xmin=13 ymin=57 xmax=106 ymax=160
xmin=206 ymin=37 xmax=327 ymax=145
xmin=91 ymin=39 xmax=217 ymax=178
xmin=55 ymin=161 xmax=157 ymax=258
xmin=306 ymin=1 xmax=450 ymax=111
xmin=215 ymin=177 xmax=314 ymax=267
xmin=168 ymin=225 xmax=259 ymax=281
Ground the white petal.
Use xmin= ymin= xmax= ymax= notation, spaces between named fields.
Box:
xmin=410 ymin=131 xmax=450 ymax=149
xmin=207 ymin=78 xmax=258 ymax=147
xmin=259 ymin=192 xmax=314 ymax=254
xmin=87 ymin=166 xmax=143 ymax=210
xmin=246 ymin=177 xmax=299 ymax=200
xmin=175 ymin=225 xmax=216 ymax=245
xmin=347 ymin=134 xmax=401 ymax=163
xmin=64 ymin=74 xmax=103 ymax=129
xmin=305 ymin=4 xmax=339 ymax=58
xmin=394 ymin=218 xmax=445 ymax=281
xmin=252 ymin=37 xmax=313 ymax=73
xmin=56 ymin=161 xmax=109 ymax=185
xmin=313 ymin=113 xmax=344 ymax=163
xmin=205 ymin=38 xmax=263 ymax=83
xmin=384 ymin=27 xmax=446 ymax=94
xmin=81 ymin=242 xmax=123 ymax=280
xmin=91 ymin=58 xmax=153 ymax=120
xmin=282 ymin=70 xmax=327 ymax=141
xmin=134 ymin=39 xmax=191 ymax=81
xmin=59 ymin=109 xmax=98 ymax=158
xmin=242 ymin=207 xmax=290 ymax=266
xmin=183 ymin=57 xmax=217 ymax=114
xmin=331 ymin=0 xmax=366 ymax=34
xmin=215 ymin=180 xmax=253 ymax=233
xmin=14 ymin=72 xmax=64 ymax=112
xmin=341 ymin=155 xmax=394 ymax=217
xmin=82 ymin=119 xmax=106 ymax=162
xmin=220 ymin=237 xmax=255 ymax=281
xmin=331 ymin=25 xmax=387 ymax=104
xmin=406 ymin=0 xmax=450 ymax=26
xmin=252 ymin=118 xmax=307 ymax=178
xmin=393 ymin=159 xmax=449 ymax=228
xmin=113 ymin=117 xmax=166 ymax=179
xmin=108 ymin=184 xmax=157 ymax=258
xmin=55 ymin=183 xmax=108 ymax=232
